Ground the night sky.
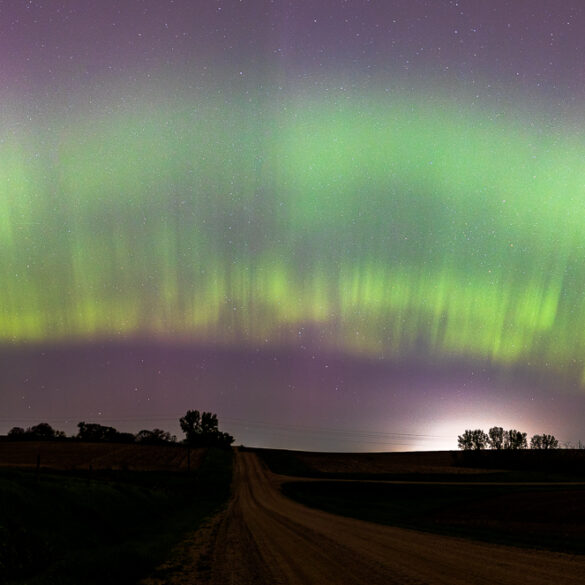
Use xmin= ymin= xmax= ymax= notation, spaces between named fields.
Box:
xmin=1 ymin=0 xmax=585 ymax=451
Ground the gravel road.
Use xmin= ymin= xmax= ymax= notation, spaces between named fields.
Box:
xmin=205 ymin=450 xmax=585 ymax=585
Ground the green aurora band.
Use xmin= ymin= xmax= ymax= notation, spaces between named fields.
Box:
xmin=1 ymin=89 xmax=584 ymax=383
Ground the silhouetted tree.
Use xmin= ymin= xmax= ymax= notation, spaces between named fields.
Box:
xmin=116 ymin=432 xmax=137 ymax=444
xmin=530 ymin=433 xmax=558 ymax=449
xmin=457 ymin=429 xmax=489 ymax=450
xmin=488 ymin=426 xmax=505 ymax=450
xmin=180 ymin=410 xmax=234 ymax=449
xmin=135 ymin=428 xmax=176 ymax=445
xmin=505 ymin=429 xmax=527 ymax=449
xmin=7 ymin=427 xmax=26 ymax=439
xmin=77 ymin=422 xmax=129 ymax=443
xmin=27 ymin=423 xmax=58 ymax=440
xmin=215 ymin=431 xmax=235 ymax=449
xmin=7 ymin=424 xmax=66 ymax=441
xmin=180 ymin=410 xmax=202 ymax=443
xmin=201 ymin=412 xmax=218 ymax=435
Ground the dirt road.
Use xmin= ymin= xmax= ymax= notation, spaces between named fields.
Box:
xmin=202 ymin=450 xmax=585 ymax=585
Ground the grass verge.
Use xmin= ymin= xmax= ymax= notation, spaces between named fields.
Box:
xmin=0 ymin=448 xmax=232 ymax=585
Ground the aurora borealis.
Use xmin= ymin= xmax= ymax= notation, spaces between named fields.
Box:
xmin=2 ymin=1 xmax=585 ymax=450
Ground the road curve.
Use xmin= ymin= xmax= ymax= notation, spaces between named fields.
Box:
xmin=208 ymin=450 xmax=585 ymax=585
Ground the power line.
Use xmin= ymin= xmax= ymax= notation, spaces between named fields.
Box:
xmin=0 ymin=413 xmax=453 ymax=447
xmin=222 ymin=417 xmax=450 ymax=440
xmin=0 ymin=413 xmax=450 ymax=439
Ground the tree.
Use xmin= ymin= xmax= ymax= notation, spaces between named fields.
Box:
xmin=530 ymin=434 xmax=558 ymax=449
xmin=488 ymin=427 xmax=505 ymax=450
xmin=179 ymin=410 xmax=234 ymax=449
xmin=135 ymin=428 xmax=176 ymax=445
xmin=8 ymin=424 xmax=65 ymax=441
xmin=77 ymin=422 xmax=124 ymax=443
xmin=505 ymin=429 xmax=527 ymax=450
xmin=201 ymin=412 xmax=218 ymax=435
xmin=216 ymin=431 xmax=235 ymax=449
xmin=7 ymin=427 xmax=26 ymax=439
xmin=179 ymin=410 xmax=202 ymax=444
xmin=115 ymin=432 xmax=137 ymax=444
xmin=457 ymin=429 xmax=489 ymax=450
xmin=27 ymin=423 xmax=57 ymax=440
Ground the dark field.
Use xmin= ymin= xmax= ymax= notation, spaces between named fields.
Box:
xmin=282 ymin=481 xmax=585 ymax=555
xmin=0 ymin=443 xmax=232 ymax=585
xmin=255 ymin=446 xmax=585 ymax=481
xmin=255 ymin=447 xmax=494 ymax=480
xmin=0 ymin=441 xmax=203 ymax=472
xmin=255 ymin=448 xmax=585 ymax=555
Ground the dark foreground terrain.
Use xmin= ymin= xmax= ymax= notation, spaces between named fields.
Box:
xmin=0 ymin=443 xmax=232 ymax=585
xmin=4 ymin=444 xmax=585 ymax=584
xmin=143 ymin=449 xmax=585 ymax=584
xmin=0 ymin=440 xmax=204 ymax=472
xmin=282 ymin=480 xmax=585 ymax=554
xmin=257 ymin=447 xmax=585 ymax=554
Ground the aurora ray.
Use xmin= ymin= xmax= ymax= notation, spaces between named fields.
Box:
xmin=1 ymin=87 xmax=584 ymax=384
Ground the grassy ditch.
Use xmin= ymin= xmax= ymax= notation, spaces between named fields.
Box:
xmin=282 ymin=480 xmax=585 ymax=555
xmin=0 ymin=447 xmax=232 ymax=585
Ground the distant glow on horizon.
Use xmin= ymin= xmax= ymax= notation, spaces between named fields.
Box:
xmin=2 ymin=84 xmax=585 ymax=385
xmin=428 ymin=418 xmax=524 ymax=452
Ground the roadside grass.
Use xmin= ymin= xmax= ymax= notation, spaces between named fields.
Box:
xmin=0 ymin=448 xmax=232 ymax=585
xmin=282 ymin=480 xmax=585 ymax=555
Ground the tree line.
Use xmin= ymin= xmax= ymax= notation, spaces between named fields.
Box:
xmin=5 ymin=409 xmax=234 ymax=449
xmin=458 ymin=427 xmax=558 ymax=450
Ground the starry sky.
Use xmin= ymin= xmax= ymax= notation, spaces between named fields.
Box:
xmin=1 ymin=0 xmax=585 ymax=451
